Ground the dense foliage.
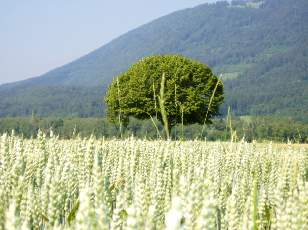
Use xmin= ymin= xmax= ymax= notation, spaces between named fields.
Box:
xmin=0 ymin=0 xmax=307 ymax=119
xmin=0 ymin=86 xmax=105 ymax=117
xmin=105 ymin=55 xmax=223 ymax=133
xmin=0 ymin=133 xmax=307 ymax=229
xmin=0 ymin=116 xmax=307 ymax=143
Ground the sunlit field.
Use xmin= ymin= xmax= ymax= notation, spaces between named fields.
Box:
xmin=0 ymin=131 xmax=307 ymax=229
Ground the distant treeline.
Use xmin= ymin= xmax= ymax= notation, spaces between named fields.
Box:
xmin=0 ymin=116 xmax=307 ymax=143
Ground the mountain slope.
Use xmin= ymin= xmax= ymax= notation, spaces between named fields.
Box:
xmin=0 ymin=0 xmax=307 ymax=119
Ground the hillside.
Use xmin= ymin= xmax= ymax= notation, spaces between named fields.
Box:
xmin=0 ymin=0 xmax=307 ymax=120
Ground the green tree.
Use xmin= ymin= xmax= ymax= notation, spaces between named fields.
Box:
xmin=105 ymin=55 xmax=224 ymax=138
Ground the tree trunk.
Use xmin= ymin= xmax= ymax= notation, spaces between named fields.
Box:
xmin=166 ymin=122 xmax=173 ymax=140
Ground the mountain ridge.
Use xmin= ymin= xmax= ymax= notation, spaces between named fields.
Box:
xmin=0 ymin=0 xmax=307 ymax=120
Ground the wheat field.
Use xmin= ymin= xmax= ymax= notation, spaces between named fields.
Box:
xmin=0 ymin=131 xmax=307 ymax=229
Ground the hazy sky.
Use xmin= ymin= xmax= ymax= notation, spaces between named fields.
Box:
xmin=0 ymin=0 xmax=217 ymax=85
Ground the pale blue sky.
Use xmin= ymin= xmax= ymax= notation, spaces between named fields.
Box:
xmin=0 ymin=0 xmax=218 ymax=84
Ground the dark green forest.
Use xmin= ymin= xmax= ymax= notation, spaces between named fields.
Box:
xmin=0 ymin=116 xmax=307 ymax=143
xmin=0 ymin=0 xmax=307 ymax=120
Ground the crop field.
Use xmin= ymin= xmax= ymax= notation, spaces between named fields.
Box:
xmin=0 ymin=131 xmax=307 ymax=229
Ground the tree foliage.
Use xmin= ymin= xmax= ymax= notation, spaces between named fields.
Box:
xmin=105 ymin=55 xmax=223 ymax=134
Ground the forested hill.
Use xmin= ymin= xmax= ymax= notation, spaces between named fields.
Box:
xmin=0 ymin=0 xmax=307 ymax=120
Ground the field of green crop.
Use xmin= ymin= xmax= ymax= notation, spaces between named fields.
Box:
xmin=0 ymin=131 xmax=307 ymax=229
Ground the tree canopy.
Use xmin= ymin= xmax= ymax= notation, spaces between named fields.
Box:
xmin=105 ymin=55 xmax=224 ymax=137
